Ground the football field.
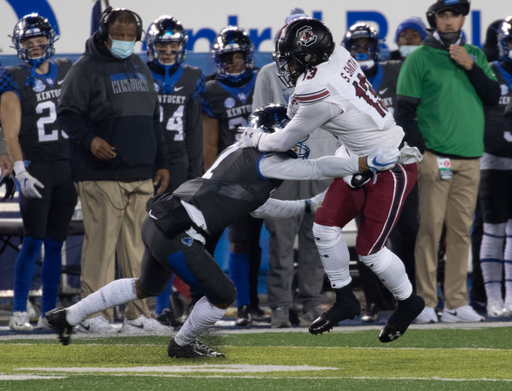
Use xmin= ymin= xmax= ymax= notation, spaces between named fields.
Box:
xmin=1 ymin=323 xmax=511 ymax=390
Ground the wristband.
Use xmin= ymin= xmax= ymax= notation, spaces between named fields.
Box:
xmin=14 ymin=161 xmax=26 ymax=175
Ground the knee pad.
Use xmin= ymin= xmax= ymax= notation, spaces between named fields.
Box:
xmin=313 ymin=223 xmax=343 ymax=250
xmin=359 ymin=247 xmax=393 ymax=274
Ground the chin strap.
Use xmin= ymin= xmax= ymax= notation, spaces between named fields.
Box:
xmin=162 ymin=65 xmax=172 ymax=94
xmin=25 ymin=60 xmax=38 ymax=87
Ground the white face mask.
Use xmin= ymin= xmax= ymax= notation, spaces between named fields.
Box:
xmin=509 ymin=50 xmax=512 ymax=61
xmin=399 ymin=45 xmax=419 ymax=58
xmin=358 ymin=60 xmax=375 ymax=71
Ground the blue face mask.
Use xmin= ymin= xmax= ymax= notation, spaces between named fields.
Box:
xmin=109 ymin=35 xmax=135 ymax=59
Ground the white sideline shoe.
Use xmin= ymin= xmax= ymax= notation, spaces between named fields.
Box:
xmin=76 ymin=315 xmax=118 ymax=334
xmin=36 ymin=316 xmax=53 ymax=329
xmin=441 ymin=305 xmax=484 ymax=323
xmin=120 ymin=315 xmax=173 ymax=335
xmin=413 ymin=306 xmax=438 ymax=324
xmin=9 ymin=311 xmax=33 ymax=331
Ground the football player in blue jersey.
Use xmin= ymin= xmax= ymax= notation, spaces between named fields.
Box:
xmin=480 ymin=15 xmax=512 ymax=317
xmin=145 ymin=15 xmax=205 ymax=325
xmin=202 ymin=27 xmax=269 ymax=326
xmin=0 ymin=14 xmax=77 ymax=331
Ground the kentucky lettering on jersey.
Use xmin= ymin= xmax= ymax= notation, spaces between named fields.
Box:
xmin=226 ymin=104 xmax=252 ymax=118
xmin=2 ymin=58 xmax=72 ymax=161
xmin=36 ymin=89 xmax=61 ymax=102
xmin=158 ymin=94 xmax=186 ymax=104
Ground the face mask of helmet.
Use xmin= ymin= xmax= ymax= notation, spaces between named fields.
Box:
xmin=399 ymin=45 xmax=419 ymax=58
xmin=146 ymin=17 xmax=188 ymax=68
xmin=109 ymin=35 xmax=135 ymax=59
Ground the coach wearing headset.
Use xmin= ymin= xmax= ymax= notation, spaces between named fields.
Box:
xmin=57 ymin=8 xmax=170 ymax=333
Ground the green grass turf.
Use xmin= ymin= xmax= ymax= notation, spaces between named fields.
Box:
xmin=1 ymin=376 xmax=512 ymax=391
xmin=1 ymin=327 xmax=511 ymax=390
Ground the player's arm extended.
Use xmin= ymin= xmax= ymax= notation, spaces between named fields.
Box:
xmin=259 ymin=153 xmax=368 ymax=181
xmin=258 ymin=101 xmax=342 ymax=152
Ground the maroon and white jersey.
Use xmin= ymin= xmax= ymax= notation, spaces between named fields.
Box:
xmin=259 ymin=46 xmax=404 ymax=157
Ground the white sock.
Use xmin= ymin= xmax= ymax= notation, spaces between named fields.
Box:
xmin=313 ymin=223 xmax=351 ymax=289
xmin=359 ymin=247 xmax=412 ymax=300
xmin=66 ymin=278 xmax=138 ymax=326
xmin=480 ymin=223 xmax=505 ymax=304
xmin=505 ymin=220 xmax=512 ymax=303
xmin=174 ymin=296 xmax=226 ymax=346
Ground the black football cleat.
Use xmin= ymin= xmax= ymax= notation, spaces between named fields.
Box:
xmin=167 ymin=338 xmax=225 ymax=358
xmin=309 ymin=284 xmax=361 ymax=335
xmin=235 ymin=305 xmax=253 ymax=327
xmin=156 ymin=308 xmax=184 ymax=327
xmin=379 ymin=293 xmax=425 ymax=343
xmin=361 ymin=303 xmax=380 ymax=323
xmin=251 ymin=305 xmax=271 ymax=323
xmin=46 ymin=307 xmax=74 ymax=346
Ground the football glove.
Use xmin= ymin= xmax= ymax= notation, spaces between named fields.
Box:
xmin=238 ymin=127 xmax=263 ymax=149
xmin=367 ymin=148 xmax=401 ymax=173
xmin=14 ymin=161 xmax=44 ymax=199
xmin=307 ymin=189 xmax=328 ymax=214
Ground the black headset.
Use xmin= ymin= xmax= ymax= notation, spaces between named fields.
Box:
xmin=97 ymin=6 xmax=143 ymax=42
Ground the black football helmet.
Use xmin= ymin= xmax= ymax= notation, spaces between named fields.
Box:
xmin=212 ymin=26 xmax=254 ymax=82
xmin=250 ymin=104 xmax=310 ymax=159
xmin=342 ymin=23 xmax=382 ymax=63
xmin=273 ymin=18 xmax=335 ymax=88
xmin=498 ymin=16 xmax=512 ymax=62
xmin=146 ymin=16 xmax=188 ymax=67
xmin=11 ymin=13 xmax=57 ymax=65
xmin=426 ymin=0 xmax=471 ymax=28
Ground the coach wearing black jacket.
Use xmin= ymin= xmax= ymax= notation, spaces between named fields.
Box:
xmin=57 ymin=8 xmax=170 ymax=333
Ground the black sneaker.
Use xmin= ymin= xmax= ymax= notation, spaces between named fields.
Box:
xmin=156 ymin=308 xmax=184 ymax=327
xmin=309 ymin=285 xmax=361 ymax=335
xmin=379 ymin=293 xmax=425 ymax=343
xmin=46 ymin=308 xmax=73 ymax=346
xmin=251 ymin=305 xmax=271 ymax=323
xmin=235 ymin=305 xmax=253 ymax=327
xmin=167 ymin=338 xmax=225 ymax=358
xmin=361 ymin=303 xmax=380 ymax=323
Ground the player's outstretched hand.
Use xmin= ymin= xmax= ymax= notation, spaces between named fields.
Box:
xmin=366 ymin=148 xmax=401 ymax=173
xmin=308 ymin=189 xmax=328 ymax=214
xmin=16 ymin=170 xmax=44 ymax=199
xmin=238 ymin=127 xmax=263 ymax=149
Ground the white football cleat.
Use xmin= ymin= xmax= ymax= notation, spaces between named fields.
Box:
xmin=36 ymin=316 xmax=53 ymax=330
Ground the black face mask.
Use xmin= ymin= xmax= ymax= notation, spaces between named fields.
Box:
xmin=438 ymin=30 xmax=461 ymax=46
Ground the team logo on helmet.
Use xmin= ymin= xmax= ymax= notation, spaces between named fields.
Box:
xmin=296 ymin=26 xmax=317 ymax=47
